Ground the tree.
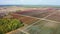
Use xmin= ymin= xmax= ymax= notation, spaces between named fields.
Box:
xmin=0 ymin=18 xmax=24 ymax=34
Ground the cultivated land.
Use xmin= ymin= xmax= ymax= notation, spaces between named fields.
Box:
xmin=0 ymin=6 xmax=60 ymax=34
xmin=17 ymin=10 xmax=54 ymax=18
xmin=11 ymin=14 xmax=40 ymax=25
xmin=46 ymin=11 xmax=60 ymax=22
xmin=24 ymin=20 xmax=60 ymax=34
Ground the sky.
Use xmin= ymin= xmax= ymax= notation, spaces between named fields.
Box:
xmin=0 ymin=0 xmax=60 ymax=5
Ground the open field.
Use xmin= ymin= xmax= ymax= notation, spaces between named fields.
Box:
xmin=24 ymin=20 xmax=60 ymax=34
xmin=16 ymin=10 xmax=55 ymax=18
xmin=11 ymin=14 xmax=40 ymax=25
xmin=46 ymin=11 xmax=60 ymax=22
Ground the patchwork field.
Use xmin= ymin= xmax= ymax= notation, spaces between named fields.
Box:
xmin=0 ymin=6 xmax=60 ymax=34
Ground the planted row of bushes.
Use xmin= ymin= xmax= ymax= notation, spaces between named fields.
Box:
xmin=0 ymin=18 xmax=24 ymax=34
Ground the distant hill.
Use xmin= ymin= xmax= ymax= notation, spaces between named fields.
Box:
xmin=0 ymin=5 xmax=60 ymax=8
